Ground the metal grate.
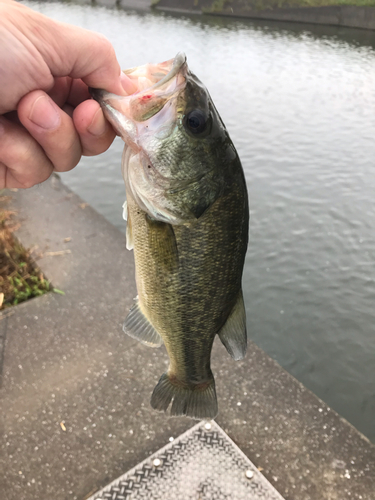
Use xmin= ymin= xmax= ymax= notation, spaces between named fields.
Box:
xmin=87 ymin=421 xmax=285 ymax=500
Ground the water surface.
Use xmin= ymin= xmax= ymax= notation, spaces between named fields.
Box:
xmin=25 ymin=1 xmax=375 ymax=441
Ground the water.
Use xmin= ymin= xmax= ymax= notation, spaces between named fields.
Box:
xmin=24 ymin=1 xmax=375 ymax=441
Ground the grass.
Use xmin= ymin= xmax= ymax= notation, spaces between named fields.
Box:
xmin=0 ymin=199 xmax=51 ymax=310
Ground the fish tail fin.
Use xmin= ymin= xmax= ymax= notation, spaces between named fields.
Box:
xmin=150 ymin=373 xmax=218 ymax=420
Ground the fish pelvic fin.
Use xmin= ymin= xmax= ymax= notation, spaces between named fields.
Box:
xmin=123 ymin=300 xmax=163 ymax=347
xmin=218 ymin=289 xmax=247 ymax=361
xmin=150 ymin=373 xmax=218 ymax=420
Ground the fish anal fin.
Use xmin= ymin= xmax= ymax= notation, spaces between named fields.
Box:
xmin=218 ymin=290 xmax=247 ymax=361
xmin=123 ymin=301 xmax=163 ymax=347
xmin=151 ymin=373 xmax=218 ymax=420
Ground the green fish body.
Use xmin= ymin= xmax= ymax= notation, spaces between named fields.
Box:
xmin=91 ymin=54 xmax=249 ymax=419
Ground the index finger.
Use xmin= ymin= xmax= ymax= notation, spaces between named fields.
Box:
xmin=20 ymin=5 xmax=135 ymax=95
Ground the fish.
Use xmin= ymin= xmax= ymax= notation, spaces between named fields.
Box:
xmin=90 ymin=53 xmax=249 ymax=420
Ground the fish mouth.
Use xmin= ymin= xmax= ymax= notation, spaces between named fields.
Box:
xmin=89 ymin=53 xmax=187 ymax=145
xmin=123 ymin=52 xmax=186 ymax=96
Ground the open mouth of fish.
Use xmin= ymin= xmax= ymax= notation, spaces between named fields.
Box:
xmin=90 ymin=53 xmax=188 ymax=149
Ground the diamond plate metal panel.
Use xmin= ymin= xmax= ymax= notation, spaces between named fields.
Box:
xmin=88 ymin=421 xmax=285 ymax=500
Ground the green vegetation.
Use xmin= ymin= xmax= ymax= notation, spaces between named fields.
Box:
xmin=0 ymin=203 xmax=51 ymax=310
xmin=203 ymin=0 xmax=375 ymax=12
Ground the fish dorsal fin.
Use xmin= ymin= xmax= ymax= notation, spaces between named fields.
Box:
xmin=218 ymin=290 xmax=247 ymax=360
xmin=123 ymin=300 xmax=163 ymax=347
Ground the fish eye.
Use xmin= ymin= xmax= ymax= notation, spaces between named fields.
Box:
xmin=185 ymin=109 xmax=208 ymax=135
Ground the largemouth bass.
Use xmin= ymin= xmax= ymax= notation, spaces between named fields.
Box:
xmin=91 ymin=53 xmax=249 ymax=420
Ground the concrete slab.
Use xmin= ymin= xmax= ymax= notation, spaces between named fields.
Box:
xmin=0 ymin=314 xmax=8 ymax=385
xmin=0 ymin=175 xmax=374 ymax=500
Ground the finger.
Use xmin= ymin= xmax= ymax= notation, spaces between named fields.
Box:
xmin=0 ymin=116 xmax=54 ymax=189
xmin=73 ymin=99 xmax=116 ymax=156
xmin=120 ymin=72 xmax=137 ymax=95
xmin=48 ymin=77 xmax=90 ymax=108
xmin=62 ymin=104 xmax=75 ymax=118
xmin=25 ymin=13 xmax=136 ymax=95
xmin=3 ymin=111 xmax=20 ymax=126
xmin=17 ymin=90 xmax=82 ymax=173
xmin=47 ymin=77 xmax=72 ymax=108
xmin=67 ymin=79 xmax=91 ymax=107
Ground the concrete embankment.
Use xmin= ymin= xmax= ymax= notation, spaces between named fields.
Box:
xmin=153 ymin=0 xmax=375 ymax=30
xmin=76 ymin=0 xmax=375 ymax=31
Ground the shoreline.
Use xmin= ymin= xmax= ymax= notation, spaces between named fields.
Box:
xmin=203 ymin=5 xmax=375 ymax=30
xmin=76 ymin=0 xmax=375 ymax=31
xmin=112 ymin=0 xmax=375 ymax=31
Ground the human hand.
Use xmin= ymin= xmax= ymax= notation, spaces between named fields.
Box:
xmin=0 ymin=0 xmax=136 ymax=189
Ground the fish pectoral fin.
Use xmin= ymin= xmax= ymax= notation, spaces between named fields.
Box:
xmin=126 ymin=210 xmax=133 ymax=251
xmin=190 ymin=199 xmax=211 ymax=219
xmin=218 ymin=290 xmax=247 ymax=361
xmin=123 ymin=301 xmax=163 ymax=347
xmin=122 ymin=200 xmax=128 ymax=221
xmin=146 ymin=215 xmax=179 ymax=273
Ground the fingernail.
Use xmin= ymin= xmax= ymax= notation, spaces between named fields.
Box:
xmin=87 ymin=108 xmax=107 ymax=136
xmin=29 ymin=95 xmax=60 ymax=130
xmin=121 ymin=72 xmax=137 ymax=95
